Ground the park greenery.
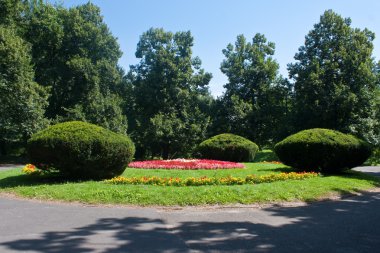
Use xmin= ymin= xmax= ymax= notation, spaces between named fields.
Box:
xmin=0 ymin=1 xmax=379 ymax=166
xmin=0 ymin=163 xmax=379 ymax=205
xmin=274 ymin=128 xmax=372 ymax=172
xmin=27 ymin=121 xmax=135 ymax=179
xmin=196 ymin=134 xmax=259 ymax=162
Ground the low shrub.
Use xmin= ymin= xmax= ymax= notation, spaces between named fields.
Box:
xmin=274 ymin=128 xmax=372 ymax=173
xmin=27 ymin=121 xmax=135 ymax=179
xmin=196 ymin=134 xmax=259 ymax=162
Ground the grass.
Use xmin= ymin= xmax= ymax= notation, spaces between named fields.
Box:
xmin=253 ymin=149 xmax=279 ymax=162
xmin=0 ymin=162 xmax=379 ymax=206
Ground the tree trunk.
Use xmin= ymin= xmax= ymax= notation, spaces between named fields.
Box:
xmin=0 ymin=140 xmax=7 ymax=156
xmin=162 ymin=143 xmax=170 ymax=160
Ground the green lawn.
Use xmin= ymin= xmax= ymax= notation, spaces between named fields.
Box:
xmin=253 ymin=149 xmax=279 ymax=162
xmin=0 ymin=163 xmax=379 ymax=206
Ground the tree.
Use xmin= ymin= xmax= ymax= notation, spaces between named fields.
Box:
xmin=288 ymin=10 xmax=378 ymax=137
xmin=0 ymin=26 xmax=49 ymax=155
xmin=350 ymin=61 xmax=380 ymax=146
xmin=24 ymin=2 xmax=127 ymax=133
xmin=128 ymin=28 xmax=213 ymax=158
xmin=0 ymin=0 xmax=24 ymax=27
xmin=215 ymin=33 xmax=293 ymax=145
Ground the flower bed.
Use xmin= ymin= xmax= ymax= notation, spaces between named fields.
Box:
xmin=128 ymin=159 xmax=245 ymax=170
xmin=259 ymin=161 xmax=283 ymax=165
xmin=105 ymin=172 xmax=319 ymax=186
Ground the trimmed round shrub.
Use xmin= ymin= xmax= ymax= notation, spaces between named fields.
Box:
xmin=27 ymin=121 xmax=135 ymax=179
xmin=196 ymin=134 xmax=259 ymax=162
xmin=274 ymin=128 xmax=372 ymax=173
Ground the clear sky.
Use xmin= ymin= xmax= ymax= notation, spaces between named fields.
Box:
xmin=58 ymin=0 xmax=380 ymax=97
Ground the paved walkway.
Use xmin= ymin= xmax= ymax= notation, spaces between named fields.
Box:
xmin=0 ymin=165 xmax=379 ymax=252
xmin=353 ymin=166 xmax=380 ymax=177
xmin=0 ymin=164 xmax=23 ymax=171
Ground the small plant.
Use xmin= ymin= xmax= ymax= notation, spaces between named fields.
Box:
xmin=274 ymin=128 xmax=372 ymax=173
xmin=22 ymin=164 xmax=41 ymax=175
xmin=196 ymin=134 xmax=259 ymax=162
xmin=27 ymin=121 xmax=135 ymax=179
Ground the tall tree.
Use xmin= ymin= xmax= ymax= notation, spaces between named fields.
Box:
xmin=24 ymin=2 xmax=127 ymax=133
xmin=350 ymin=61 xmax=380 ymax=146
xmin=288 ymin=10 xmax=378 ymax=138
xmin=129 ymin=28 xmax=213 ymax=158
xmin=215 ymin=34 xmax=293 ymax=145
xmin=0 ymin=0 xmax=24 ymax=27
xmin=0 ymin=26 xmax=49 ymax=155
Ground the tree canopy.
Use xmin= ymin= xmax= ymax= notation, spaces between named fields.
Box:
xmin=0 ymin=2 xmax=379 ymax=159
xmin=128 ymin=28 xmax=213 ymax=158
xmin=214 ymin=33 xmax=293 ymax=145
xmin=24 ymin=2 xmax=127 ymax=133
xmin=0 ymin=26 xmax=49 ymax=154
xmin=288 ymin=10 xmax=378 ymax=140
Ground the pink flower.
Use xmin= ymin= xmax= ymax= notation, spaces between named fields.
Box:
xmin=128 ymin=159 xmax=244 ymax=170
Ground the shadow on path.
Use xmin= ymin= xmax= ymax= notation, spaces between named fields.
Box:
xmin=170 ymin=191 xmax=380 ymax=252
xmin=1 ymin=217 xmax=188 ymax=253
xmin=1 ymin=191 xmax=380 ymax=252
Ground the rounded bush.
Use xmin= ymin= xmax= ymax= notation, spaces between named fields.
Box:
xmin=197 ymin=134 xmax=259 ymax=162
xmin=27 ymin=121 xmax=135 ymax=179
xmin=274 ymin=128 xmax=371 ymax=173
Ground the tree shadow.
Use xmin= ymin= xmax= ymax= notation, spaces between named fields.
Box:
xmin=256 ymin=166 xmax=297 ymax=173
xmin=0 ymin=173 xmax=90 ymax=189
xmin=253 ymin=150 xmax=279 ymax=162
xmin=320 ymin=170 xmax=380 ymax=187
xmin=1 ymin=191 xmax=380 ymax=252
xmin=1 ymin=217 xmax=189 ymax=253
xmin=0 ymin=156 xmax=28 ymax=165
xmin=171 ymin=191 xmax=380 ymax=252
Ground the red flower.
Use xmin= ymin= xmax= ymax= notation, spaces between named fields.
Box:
xmin=128 ymin=159 xmax=244 ymax=170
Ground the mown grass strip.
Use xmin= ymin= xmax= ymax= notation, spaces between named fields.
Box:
xmin=0 ymin=163 xmax=379 ymax=206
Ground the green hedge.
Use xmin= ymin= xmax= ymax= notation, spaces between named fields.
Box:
xmin=196 ymin=134 xmax=259 ymax=162
xmin=274 ymin=128 xmax=371 ymax=173
xmin=27 ymin=121 xmax=135 ymax=179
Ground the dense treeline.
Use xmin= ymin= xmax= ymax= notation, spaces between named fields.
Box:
xmin=0 ymin=1 xmax=379 ymax=159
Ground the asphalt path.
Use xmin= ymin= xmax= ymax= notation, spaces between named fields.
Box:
xmin=0 ymin=165 xmax=379 ymax=252
xmin=0 ymin=164 xmax=23 ymax=171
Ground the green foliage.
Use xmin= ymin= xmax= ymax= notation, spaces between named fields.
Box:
xmin=288 ymin=10 xmax=378 ymax=139
xmin=0 ymin=26 xmax=49 ymax=155
xmin=253 ymin=150 xmax=279 ymax=162
xmin=350 ymin=84 xmax=380 ymax=147
xmin=128 ymin=28 xmax=213 ymax=158
xmin=0 ymin=0 xmax=24 ymax=27
xmin=365 ymin=148 xmax=380 ymax=166
xmin=197 ymin=134 xmax=259 ymax=162
xmin=24 ymin=2 xmax=127 ymax=133
xmin=274 ymin=128 xmax=372 ymax=173
xmin=27 ymin=121 xmax=135 ymax=179
xmin=214 ymin=33 xmax=293 ymax=145
xmin=2 ymin=163 xmax=378 ymax=205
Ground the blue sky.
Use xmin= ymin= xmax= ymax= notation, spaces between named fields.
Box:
xmin=58 ymin=0 xmax=380 ymax=97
